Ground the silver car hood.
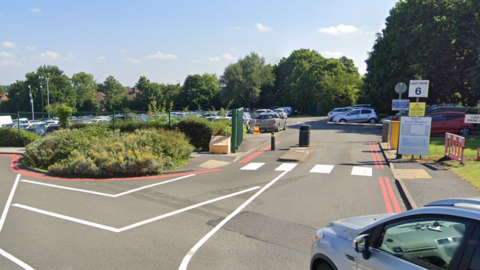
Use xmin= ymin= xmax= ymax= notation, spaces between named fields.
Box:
xmin=324 ymin=213 xmax=394 ymax=240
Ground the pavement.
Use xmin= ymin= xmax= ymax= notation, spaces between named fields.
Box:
xmin=1 ymin=135 xmax=479 ymax=210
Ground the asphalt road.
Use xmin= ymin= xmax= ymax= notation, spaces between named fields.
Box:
xmin=0 ymin=116 xmax=405 ymax=270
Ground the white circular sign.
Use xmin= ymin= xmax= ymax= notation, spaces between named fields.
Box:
xmin=395 ymin=82 xmax=407 ymax=94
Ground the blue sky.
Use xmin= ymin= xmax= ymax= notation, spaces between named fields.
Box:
xmin=0 ymin=0 xmax=399 ymax=87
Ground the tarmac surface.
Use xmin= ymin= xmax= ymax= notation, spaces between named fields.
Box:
xmin=1 ymin=131 xmax=479 ymax=210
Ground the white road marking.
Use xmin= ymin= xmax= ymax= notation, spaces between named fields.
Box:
xmin=0 ymin=174 xmax=36 ymax=270
xmin=12 ymin=187 xmax=260 ymax=233
xmin=21 ymin=174 xmax=195 ymax=198
xmin=275 ymin=163 xmax=298 ymax=172
xmin=240 ymin=163 xmax=265 ymax=171
xmin=179 ymin=170 xmax=291 ymax=270
xmin=310 ymin=165 xmax=335 ymax=174
xmin=351 ymin=167 xmax=373 ymax=177
xmin=0 ymin=248 xmax=35 ymax=270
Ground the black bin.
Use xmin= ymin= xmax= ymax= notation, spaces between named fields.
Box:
xmin=299 ymin=125 xmax=311 ymax=147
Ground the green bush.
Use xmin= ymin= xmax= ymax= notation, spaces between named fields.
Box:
xmin=0 ymin=127 xmax=41 ymax=147
xmin=210 ymin=120 xmax=232 ymax=137
xmin=24 ymin=125 xmax=193 ymax=177
xmin=176 ymin=118 xmax=214 ymax=150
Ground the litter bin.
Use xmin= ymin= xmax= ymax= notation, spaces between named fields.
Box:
xmin=299 ymin=125 xmax=311 ymax=147
xmin=382 ymin=120 xmax=390 ymax=143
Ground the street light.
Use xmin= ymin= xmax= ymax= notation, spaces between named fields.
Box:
xmin=46 ymin=77 xmax=50 ymax=119
xmin=40 ymin=84 xmax=44 ymax=116
xmin=28 ymin=85 xmax=34 ymax=120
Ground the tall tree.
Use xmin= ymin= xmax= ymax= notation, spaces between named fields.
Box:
xmin=133 ymin=76 xmax=163 ymax=110
xmin=220 ymin=52 xmax=274 ymax=109
xmin=71 ymin=72 xmax=98 ymax=112
xmin=102 ymin=76 xmax=126 ymax=111
xmin=177 ymin=73 xmax=221 ymax=110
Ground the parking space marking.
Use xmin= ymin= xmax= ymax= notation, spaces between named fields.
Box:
xmin=275 ymin=163 xmax=298 ymax=172
xmin=240 ymin=163 xmax=265 ymax=171
xmin=12 ymin=187 xmax=260 ymax=233
xmin=309 ymin=165 xmax=334 ymax=174
xmin=179 ymin=170 xmax=291 ymax=270
xmin=351 ymin=167 xmax=373 ymax=177
xmin=0 ymin=174 xmax=35 ymax=270
xmin=21 ymin=174 xmax=195 ymax=197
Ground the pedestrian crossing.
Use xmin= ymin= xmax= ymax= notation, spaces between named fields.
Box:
xmin=240 ymin=163 xmax=374 ymax=177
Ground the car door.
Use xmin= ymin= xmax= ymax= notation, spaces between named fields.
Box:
xmin=360 ymin=109 xmax=373 ymax=122
xmin=355 ymin=214 xmax=477 ymax=270
xmin=346 ymin=110 xmax=361 ymax=122
xmin=430 ymin=113 xmax=447 ymax=135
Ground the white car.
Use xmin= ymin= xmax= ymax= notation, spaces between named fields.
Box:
xmin=332 ymin=109 xmax=379 ymax=123
xmin=274 ymin=109 xmax=288 ymax=119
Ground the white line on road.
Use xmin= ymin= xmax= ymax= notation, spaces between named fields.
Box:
xmin=21 ymin=174 xmax=195 ymax=198
xmin=12 ymin=187 xmax=261 ymax=233
xmin=310 ymin=165 xmax=335 ymax=174
xmin=179 ymin=170 xmax=290 ymax=270
xmin=351 ymin=166 xmax=373 ymax=177
xmin=0 ymin=174 xmax=36 ymax=270
xmin=275 ymin=163 xmax=298 ymax=172
xmin=240 ymin=163 xmax=265 ymax=171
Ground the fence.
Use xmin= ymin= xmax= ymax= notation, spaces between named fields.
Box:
xmin=231 ymin=108 xmax=244 ymax=153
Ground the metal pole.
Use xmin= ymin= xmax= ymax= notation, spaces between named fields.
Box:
xmin=17 ymin=111 xmax=21 ymax=145
xmin=47 ymin=78 xmax=50 ymax=119
xmin=40 ymin=85 xmax=44 ymax=118
xmin=29 ymin=85 xmax=34 ymax=120
xmin=271 ymin=132 xmax=276 ymax=150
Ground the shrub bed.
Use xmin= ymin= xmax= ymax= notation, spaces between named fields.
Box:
xmin=24 ymin=125 xmax=193 ymax=177
xmin=0 ymin=127 xmax=41 ymax=147
xmin=175 ymin=118 xmax=233 ymax=151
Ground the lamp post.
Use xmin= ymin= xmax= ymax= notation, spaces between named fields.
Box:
xmin=28 ymin=85 xmax=34 ymax=120
xmin=40 ymin=85 xmax=44 ymax=117
xmin=46 ymin=77 xmax=50 ymax=119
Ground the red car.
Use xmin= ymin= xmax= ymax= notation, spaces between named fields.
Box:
xmin=429 ymin=111 xmax=474 ymax=136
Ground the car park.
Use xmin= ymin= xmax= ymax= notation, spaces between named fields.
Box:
xmin=255 ymin=113 xmax=286 ymax=132
xmin=429 ymin=111 xmax=474 ymax=137
xmin=255 ymin=109 xmax=274 ymax=114
xmin=327 ymin=107 xmax=353 ymax=121
xmin=311 ymin=197 xmax=480 ymax=270
xmin=25 ymin=127 xmax=46 ymax=136
xmin=332 ymin=108 xmax=379 ymax=123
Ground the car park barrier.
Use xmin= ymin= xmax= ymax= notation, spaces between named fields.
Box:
xmin=443 ymin=132 xmax=465 ymax=165
xmin=327 ymin=122 xmax=383 ymax=127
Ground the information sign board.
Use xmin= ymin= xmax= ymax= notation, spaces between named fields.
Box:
xmin=392 ymin=99 xmax=410 ymax=111
xmin=409 ymin=102 xmax=426 ymax=117
xmin=408 ymin=80 xmax=429 ymax=98
xmin=0 ymin=116 xmax=12 ymax=125
xmin=398 ymin=117 xmax=431 ymax=156
xmin=465 ymin=114 xmax=480 ymax=124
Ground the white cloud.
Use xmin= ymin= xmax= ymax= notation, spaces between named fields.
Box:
xmin=26 ymin=45 xmax=37 ymax=51
xmin=64 ymin=52 xmax=75 ymax=61
xmin=230 ymin=26 xmax=243 ymax=30
xmin=191 ymin=59 xmax=200 ymax=63
xmin=0 ymin=52 xmax=16 ymax=59
xmin=0 ymin=60 xmax=22 ymax=67
xmin=0 ymin=52 xmax=15 ymax=59
xmin=39 ymin=51 xmax=61 ymax=60
xmin=321 ymin=51 xmax=343 ymax=57
xmin=255 ymin=23 xmax=273 ymax=32
xmin=127 ymin=58 xmax=141 ymax=64
xmin=222 ymin=53 xmax=237 ymax=61
xmin=146 ymin=51 xmax=177 ymax=60
xmin=318 ymin=24 xmax=360 ymax=35
xmin=96 ymin=56 xmax=106 ymax=63
xmin=0 ymin=41 xmax=16 ymax=49
xmin=120 ymin=49 xmax=127 ymax=54
xmin=209 ymin=57 xmax=221 ymax=62
xmin=31 ymin=8 xmax=41 ymax=13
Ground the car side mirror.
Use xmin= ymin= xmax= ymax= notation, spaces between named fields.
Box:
xmin=353 ymin=234 xmax=371 ymax=260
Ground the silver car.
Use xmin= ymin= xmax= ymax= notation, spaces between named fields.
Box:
xmin=327 ymin=107 xmax=352 ymax=121
xmin=255 ymin=113 xmax=286 ymax=132
xmin=332 ymin=108 xmax=379 ymax=123
xmin=311 ymin=197 xmax=480 ymax=270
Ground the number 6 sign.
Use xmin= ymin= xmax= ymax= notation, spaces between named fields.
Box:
xmin=409 ymin=80 xmax=429 ymax=98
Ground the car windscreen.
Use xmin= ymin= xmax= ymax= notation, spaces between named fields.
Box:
xmin=258 ymin=115 xmax=274 ymax=119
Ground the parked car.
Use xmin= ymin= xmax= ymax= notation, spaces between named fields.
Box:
xmin=429 ymin=111 xmax=474 ymax=137
xmin=204 ymin=111 xmax=219 ymax=122
xmin=255 ymin=109 xmax=274 ymax=114
xmin=332 ymin=109 xmax=379 ymax=123
xmin=255 ymin=113 xmax=286 ymax=132
xmin=350 ymin=104 xmax=373 ymax=109
xmin=243 ymin=112 xmax=254 ymax=131
xmin=25 ymin=127 xmax=46 ymax=136
xmin=311 ymin=197 xmax=480 ymax=270
xmin=274 ymin=108 xmax=288 ymax=119
xmin=327 ymin=107 xmax=353 ymax=121
xmin=380 ymin=110 xmax=408 ymax=123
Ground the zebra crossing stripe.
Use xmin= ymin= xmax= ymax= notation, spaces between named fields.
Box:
xmin=240 ymin=163 xmax=265 ymax=171
xmin=275 ymin=163 xmax=298 ymax=172
xmin=351 ymin=166 xmax=373 ymax=177
xmin=310 ymin=165 xmax=334 ymax=174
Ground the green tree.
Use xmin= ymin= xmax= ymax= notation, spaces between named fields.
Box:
xmin=102 ymin=76 xmax=126 ymax=111
xmin=71 ymin=72 xmax=98 ymax=112
xmin=0 ymin=86 xmax=5 ymax=94
xmin=133 ymin=76 xmax=163 ymax=110
xmin=177 ymin=73 xmax=221 ymax=110
xmin=56 ymin=103 xmax=75 ymax=128
xmin=220 ymin=52 xmax=274 ymax=109
xmin=363 ymin=0 xmax=480 ymax=112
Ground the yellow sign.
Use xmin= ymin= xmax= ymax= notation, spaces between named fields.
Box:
xmin=409 ymin=102 xmax=426 ymax=117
